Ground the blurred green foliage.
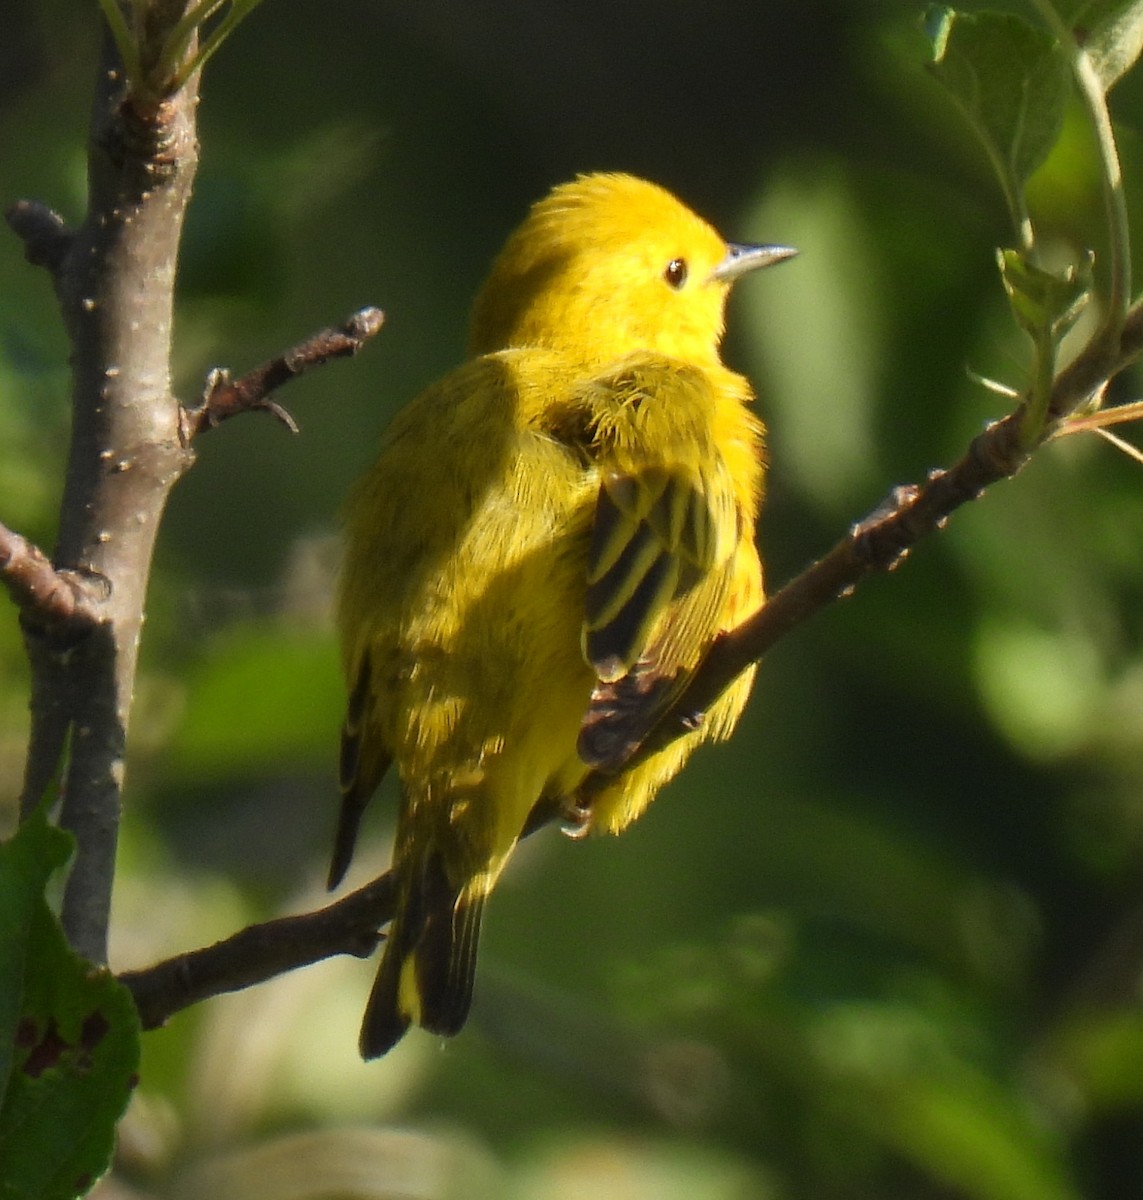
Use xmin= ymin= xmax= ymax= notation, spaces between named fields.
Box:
xmin=3 ymin=1 xmax=1143 ymax=1197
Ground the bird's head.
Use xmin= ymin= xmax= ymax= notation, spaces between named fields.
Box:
xmin=468 ymin=173 xmax=794 ymax=366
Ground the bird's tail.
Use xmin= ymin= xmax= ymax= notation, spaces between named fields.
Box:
xmin=359 ymin=847 xmax=485 ymax=1059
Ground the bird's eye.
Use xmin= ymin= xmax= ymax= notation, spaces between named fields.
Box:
xmin=663 ymin=258 xmax=688 ymax=289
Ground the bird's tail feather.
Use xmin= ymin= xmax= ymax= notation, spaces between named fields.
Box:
xmin=359 ymin=848 xmax=485 ymax=1059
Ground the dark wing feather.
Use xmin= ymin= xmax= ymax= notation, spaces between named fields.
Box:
xmin=578 ymin=459 xmax=739 ymax=773
xmin=582 ymin=467 xmax=720 ymax=684
xmin=328 ymin=652 xmax=391 ymax=890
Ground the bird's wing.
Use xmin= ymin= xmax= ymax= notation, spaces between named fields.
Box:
xmin=582 ymin=464 xmax=730 ymax=682
xmin=574 ymin=361 xmax=743 ymax=772
xmin=577 ymin=466 xmax=738 ymax=773
xmin=329 ymin=647 xmax=392 ymax=889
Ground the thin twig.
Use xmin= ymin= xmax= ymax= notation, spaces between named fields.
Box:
xmin=585 ymin=293 xmax=1143 ymax=785
xmin=120 ymin=871 xmax=396 ymax=1030
xmin=115 ymin=293 xmax=1143 ymax=1028
xmin=95 ymin=418 xmax=1031 ymax=1022
xmin=0 ymin=521 xmax=105 ymax=634
xmin=181 ymin=307 xmax=385 ymax=440
xmin=1092 ymin=425 xmax=1143 ymax=464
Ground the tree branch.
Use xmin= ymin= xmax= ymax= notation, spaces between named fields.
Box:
xmin=180 ymin=307 xmax=386 ymax=440
xmin=1 ymin=520 xmax=108 ymax=820
xmin=114 ymin=290 xmax=1143 ymax=1029
xmin=586 ymin=295 xmax=1143 ymax=786
xmin=0 ymin=521 xmax=105 ymax=636
xmin=11 ymin=29 xmax=203 ymax=964
xmin=120 ymin=872 xmax=396 ymax=1030
xmin=9 ymin=31 xmax=386 ymax=967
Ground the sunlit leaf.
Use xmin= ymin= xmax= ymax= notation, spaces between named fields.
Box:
xmin=925 ymin=8 xmax=1070 ymax=198
xmin=996 ymin=247 xmax=1093 ymax=345
xmin=1084 ymin=0 xmax=1143 ymax=90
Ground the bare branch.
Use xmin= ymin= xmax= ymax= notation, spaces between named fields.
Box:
xmin=20 ymin=32 xmax=203 ymax=965
xmin=120 ymin=871 xmax=397 ymax=1030
xmin=113 ymin=293 xmax=1143 ymax=1022
xmin=618 ymin=428 xmax=1024 ymax=773
xmin=581 ymin=296 xmax=1143 ymax=789
xmin=0 ymin=521 xmax=105 ymax=634
xmin=9 ymin=23 xmax=384 ymax=972
xmin=181 ymin=306 xmax=386 ymax=440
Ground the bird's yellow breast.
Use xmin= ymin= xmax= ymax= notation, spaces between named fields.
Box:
xmin=333 ymin=172 xmax=792 ymax=1059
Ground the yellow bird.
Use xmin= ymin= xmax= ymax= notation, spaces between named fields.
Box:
xmin=331 ymin=173 xmax=794 ymax=1058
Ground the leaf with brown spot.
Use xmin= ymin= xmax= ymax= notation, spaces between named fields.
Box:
xmin=0 ymin=810 xmax=140 ymax=1199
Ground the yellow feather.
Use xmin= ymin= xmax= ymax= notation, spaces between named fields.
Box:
xmin=333 ymin=172 xmax=793 ymax=1057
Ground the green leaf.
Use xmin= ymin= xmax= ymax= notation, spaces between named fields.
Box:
xmin=925 ymin=8 xmax=1071 ymax=200
xmin=0 ymin=812 xmax=71 ymax=1107
xmin=1083 ymin=0 xmax=1143 ymax=90
xmin=0 ymin=812 xmax=141 ymax=1200
xmin=996 ymin=247 xmax=1093 ymax=345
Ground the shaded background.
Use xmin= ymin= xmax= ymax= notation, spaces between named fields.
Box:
xmin=3 ymin=1 xmax=1143 ymax=1197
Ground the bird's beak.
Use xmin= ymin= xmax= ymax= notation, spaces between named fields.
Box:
xmin=709 ymin=242 xmax=798 ymax=284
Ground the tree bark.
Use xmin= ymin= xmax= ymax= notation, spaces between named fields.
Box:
xmin=15 ymin=36 xmax=201 ymax=964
